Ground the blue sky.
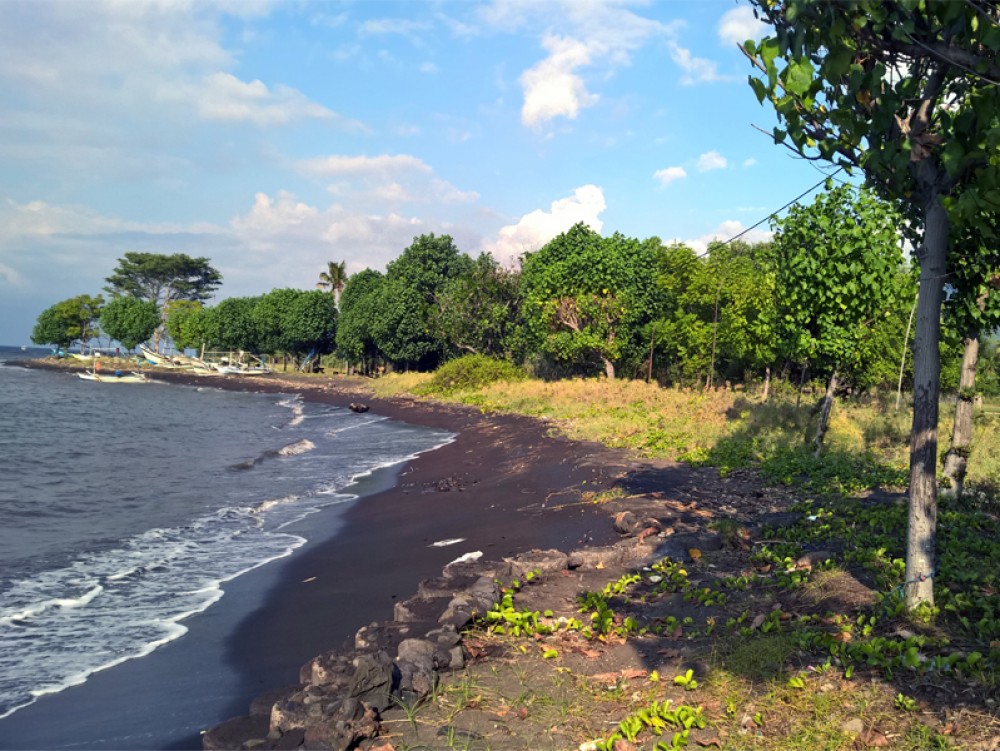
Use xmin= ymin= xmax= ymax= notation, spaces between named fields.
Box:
xmin=0 ymin=0 xmax=829 ymax=345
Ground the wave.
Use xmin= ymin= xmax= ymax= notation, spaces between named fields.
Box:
xmin=0 ymin=510 xmax=305 ymax=720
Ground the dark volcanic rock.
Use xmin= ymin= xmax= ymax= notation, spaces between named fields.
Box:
xmin=347 ymin=650 xmax=396 ymax=712
xmin=202 ymin=715 xmax=269 ymax=750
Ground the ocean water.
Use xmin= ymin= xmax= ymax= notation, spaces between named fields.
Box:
xmin=0 ymin=347 xmax=453 ymax=724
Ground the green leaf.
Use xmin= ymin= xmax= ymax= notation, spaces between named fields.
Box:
xmin=784 ymin=57 xmax=815 ymax=96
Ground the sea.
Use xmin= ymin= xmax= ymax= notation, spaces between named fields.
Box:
xmin=0 ymin=346 xmax=453 ymax=747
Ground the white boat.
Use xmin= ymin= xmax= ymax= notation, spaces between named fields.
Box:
xmin=216 ymin=364 xmax=273 ymax=375
xmin=78 ymin=370 xmax=149 ymax=383
xmin=139 ymin=345 xmax=183 ymax=368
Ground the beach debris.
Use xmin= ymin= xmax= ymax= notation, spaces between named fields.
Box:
xmin=301 ymin=576 xmax=317 ymax=583
xmin=447 ymin=551 xmax=483 ymax=566
xmin=430 ymin=538 xmax=466 ymax=547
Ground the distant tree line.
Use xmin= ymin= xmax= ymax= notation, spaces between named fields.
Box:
xmin=29 ymin=188 xmax=997 ymax=394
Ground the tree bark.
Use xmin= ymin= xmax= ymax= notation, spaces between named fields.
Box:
xmin=905 ymin=190 xmax=948 ymax=610
xmin=762 ymin=364 xmax=772 ymax=402
xmin=942 ymin=334 xmax=979 ymax=499
xmin=602 ymin=356 xmax=615 ymax=380
xmin=813 ymin=368 xmax=838 ymax=457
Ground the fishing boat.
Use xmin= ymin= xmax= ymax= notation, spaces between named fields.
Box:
xmin=78 ymin=370 xmax=149 ymax=383
xmin=138 ymin=344 xmax=183 ymax=368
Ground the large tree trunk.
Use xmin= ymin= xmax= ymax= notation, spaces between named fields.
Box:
xmin=813 ymin=368 xmax=838 ymax=457
xmin=905 ymin=191 xmax=948 ymax=610
xmin=602 ymin=356 xmax=615 ymax=380
xmin=942 ymin=334 xmax=979 ymax=499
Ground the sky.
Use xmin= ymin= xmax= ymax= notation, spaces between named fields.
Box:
xmin=0 ymin=0 xmax=831 ymax=345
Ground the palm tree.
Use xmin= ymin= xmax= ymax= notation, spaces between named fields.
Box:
xmin=317 ymin=261 xmax=348 ymax=306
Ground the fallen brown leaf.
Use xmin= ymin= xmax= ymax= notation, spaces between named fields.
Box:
xmin=612 ymin=740 xmax=637 ymax=751
xmin=854 ymin=728 xmax=890 ymax=748
xmin=621 ymin=668 xmax=648 ymax=681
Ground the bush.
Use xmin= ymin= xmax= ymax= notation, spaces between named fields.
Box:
xmin=419 ymin=354 xmax=526 ymax=395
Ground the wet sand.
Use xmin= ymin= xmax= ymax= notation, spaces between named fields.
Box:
xmin=3 ymin=369 xmax=623 ymax=749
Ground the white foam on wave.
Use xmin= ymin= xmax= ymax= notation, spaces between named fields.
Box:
xmin=0 ymin=506 xmax=307 ymax=721
xmin=278 ymin=438 xmax=315 ymax=456
xmin=277 ymin=396 xmax=305 ymax=427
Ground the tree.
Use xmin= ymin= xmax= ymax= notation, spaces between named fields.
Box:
xmin=521 ymin=224 xmax=666 ymax=379
xmin=253 ymin=288 xmax=337 ymax=362
xmin=165 ymin=300 xmax=213 ymax=353
xmin=436 ymin=253 xmax=522 ymax=360
xmin=743 ymin=0 xmax=1000 ymax=608
xmin=316 ymin=261 xmax=348 ymax=305
xmin=772 ymin=186 xmax=903 ymax=455
xmin=30 ymin=295 xmax=104 ymax=351
xmin=104 ymin=252 xmax=222 ymax=349
xmin=373 ymin=234 xmax=473 ymax=371
xmin=336 ymin=269 xmax=385 ymax=374
xmin=211 ymin=296 xmax=260 ymax=353
xmin=100 ymin=296 xmax=160 ymax=350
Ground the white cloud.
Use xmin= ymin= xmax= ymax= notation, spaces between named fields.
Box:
xmin=520 ymin=36 xmax=598 ymax=127
xmin=743 ymin=157 xmax=757 ymax=168
xmin=686 ymin=219 xmax=772 ymax=252
xmin=165 ymin=72 xmax=353 ymax=127
xmin=697 ymin=151 xmax=728 ymax=172
xmin=483 ymin=185 xmax=606 ymax=265
xmin=298 ymin=154 xmax=433 ymax=178
xmin=500 ymin=2 xmax=673 ymax=128
xmin=667 ymin=40 xmax=726 ymax=85
xmin=654 ymin=166 xmax=687 ymax=186
xmin=360 ymin=18 xmax=432 ymax=36
xmin=718 ymin=6 xmax=769 ymax=47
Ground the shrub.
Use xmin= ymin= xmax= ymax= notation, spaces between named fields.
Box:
xmin=419 ymin=354 xmax=526 ymax=395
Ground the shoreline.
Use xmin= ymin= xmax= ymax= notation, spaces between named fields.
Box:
xmin=9 ymin=364 xmax=633 ymax=749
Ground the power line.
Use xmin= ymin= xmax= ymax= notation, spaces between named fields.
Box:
xmin=696 ymin=168 xmax=844 ymax=257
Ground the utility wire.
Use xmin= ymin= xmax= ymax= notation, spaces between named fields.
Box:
xmin=695 ymin=167 xmax=844 ymax=258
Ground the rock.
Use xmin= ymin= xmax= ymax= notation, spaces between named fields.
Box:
xmin=397 ymin=639 xmax=436 ymax=672
xmin=567 ymin=547 xmax=623 ymax=570
xmin=424 ymin=624 xmax=461 ymax=648
xmin=348 ymin=651 xmax=397 ymax=712
xmin=613 ymin=510 xmax=639 ymax=535
xmin=250 ymin=685 xmax=303 ymax=717
xmin=841 ymin=717 xmax=864 ymax=735
xmin=795 ymin=551 xmax=835 ymax=570
xmin=448 ymin=645 xmax=465 ymax=671
xmin=302 ymin=701 xmax=379 ymax=751
xmin=202 ymin=715 xmax=269 ymax=750
xmin=301 ymin=650 xmax=353 ymax=687
xmin=396 ymin=658 xmax=437 ymax=701
xmin=507 ymin=549 xmax=568 ymax=576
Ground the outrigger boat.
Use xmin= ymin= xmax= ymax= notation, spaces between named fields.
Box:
xmin=78 ymin=369 xmax=149 ymax=383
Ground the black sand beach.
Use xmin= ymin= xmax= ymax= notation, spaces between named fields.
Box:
xmin=3 ymin=368 xmax=624 ymax=749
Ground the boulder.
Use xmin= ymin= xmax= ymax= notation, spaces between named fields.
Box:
xmin=613 ymin=510 xmax=639 ymax=535
xmin=300 ymin=650 xmax=353 ymax=687
xmin=250 ymin=685 xmax=303 ymax=717
xmin=202 ymin=715 xmax=269 ymax=750
xmin=302 ymin=700 xmax=378 ymax=751
xmin=507 ymin=549 xmax=568 ymax=576
xmin=348 ymin=650 xmax=397 ymax=713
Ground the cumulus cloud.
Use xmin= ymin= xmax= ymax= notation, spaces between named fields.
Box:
xmin=520 ymin=35 xmax=599 ymax=127
xmin=654 ymin=166 xmax=687 ymax=186
xmin=697 ymin=151 xmax=728 ymax=172
xmin=718 ymin=6 xmax=769 ymax=47
xmin=686 ymin=219 xmax=772 ymax=252
xmin=483 ymin=185 xmax=606 ymax=265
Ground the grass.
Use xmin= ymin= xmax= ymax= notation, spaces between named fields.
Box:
xmin=365 ymin=371 xmax=1000 ymax=490
xmin=358 ymin=370 xmax=1000 ymax=748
